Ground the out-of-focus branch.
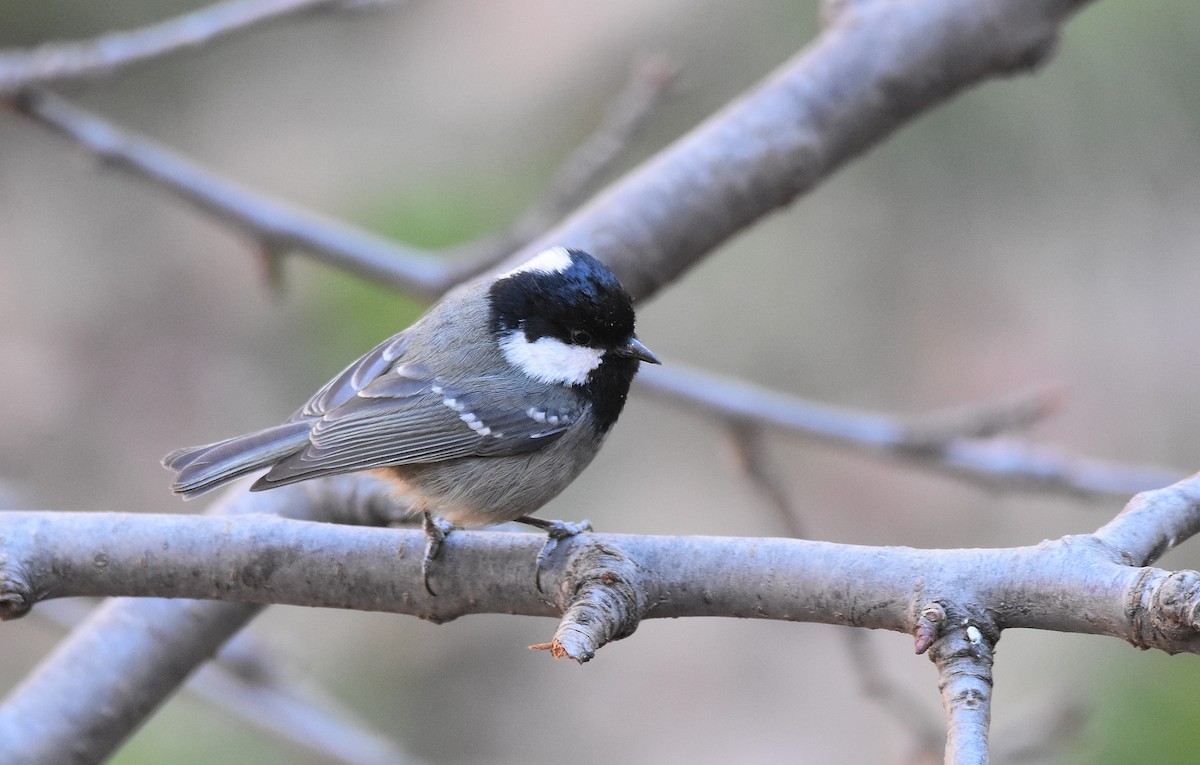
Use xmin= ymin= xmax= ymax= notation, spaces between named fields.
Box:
xmin=725 ymin=423 xmax=806 ymax=536
xmin=991 ymin=693 xmax=1086 ymax=764
xmin=489 ymin=0 xmax=1096 ymax=297
xmin=191 ymin=636 xmax=427 ymax=765
xmin=35 ymin=601 xmax=423 ymax=765
xmin=5 ymin=56 xmax=673 ymax=298
xmin=441 ymin=55 xmax=678 ymax=284
xmin=727 ymin=423 xmax=946 ymax=762
xmin=640 ymin=365 xmax=1182 ymax=499
xmin=843 ymin=631 xmax=944 ymax=764
xmin=6 ymin=89 xmax=451 ymax=298
xmin=8 ymin=0 xmax=1095 ymax=305
xmin=0 ymin=0 xmax=374 ymax=96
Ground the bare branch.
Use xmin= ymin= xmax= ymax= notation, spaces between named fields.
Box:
xmin=0 ymin=475 xmax=401 ymax=765
xmin=34 ymin=600 xmax=422 ymax=765
xmin=442 ymin=55 xmax=679 ymax=285
xmin=639 ymin=365 xmax=1182 ymax=499
xmin=5 ymin=89 xmax=451 ymax=299
xmin=929 ymin=621 xmax=995 ymax=764
xmin=843 ymin=631 xmax=944 ymax=762
xmin=489 ymin=0 xmax=1095 ymax=298
xmin=0 ymin=0 xmax=376 ymax=96
xmin=7 ymin=0 xmax=1094 ymax=306
xmin=1093 ymin=472 xmax=1200 ymax=565
xmin=4 ymin=476 xmax=1200 ymax=655
xmin=5 ymin=56 xmax=675 ymax=299
xmin=5 ymin=473 xmax=1200 ymax=761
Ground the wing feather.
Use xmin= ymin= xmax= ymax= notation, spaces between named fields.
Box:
xmin=291 ymin=332 xmax=411 ymax=420
xmin=254 ymin=364 xmax=584 ymax=489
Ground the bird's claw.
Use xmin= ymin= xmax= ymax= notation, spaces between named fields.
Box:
xmin=517 ymin=517 xmax=592 ymax=592
xmin=421 ymin=512 xmax=456 ymax=596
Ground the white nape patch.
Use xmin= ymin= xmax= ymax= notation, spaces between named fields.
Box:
xmin=501 ymin=246 xmax=574 ymax=278
xmin=501 ymin=331 xmax=603 ymax=385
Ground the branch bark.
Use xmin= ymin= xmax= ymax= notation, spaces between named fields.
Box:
xmin=0 ymin=475 xmax=401 ymax=765
xmin=3 ymin=473 xmax=1200 ymax=657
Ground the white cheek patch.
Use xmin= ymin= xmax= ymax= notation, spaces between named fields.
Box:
xmin=500 ymin=331 xmax=603 ymax=385
xmin=501 ymin=246 xmax=574 ymax=278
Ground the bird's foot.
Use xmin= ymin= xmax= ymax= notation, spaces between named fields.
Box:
xmin=515 ymin=516 xmax=593 ymax=591
xmin=421 ymin=512 xmax=457 ymax=596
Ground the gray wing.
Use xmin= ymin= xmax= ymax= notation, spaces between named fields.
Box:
xmin=255 ymin=364 xmax=584 ymax=488
xmin=289 ymin=331 xmax=412 ymax=421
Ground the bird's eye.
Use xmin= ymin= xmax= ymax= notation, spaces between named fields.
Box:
xmin=570 ymin=329 xmax=592 ymax=345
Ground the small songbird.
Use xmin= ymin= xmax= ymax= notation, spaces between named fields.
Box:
xmin=163 ymin=247 xmax=659 ymax=590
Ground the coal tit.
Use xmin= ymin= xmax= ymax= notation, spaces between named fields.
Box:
xmin=163 ymin=247 xmax=659 ymax=587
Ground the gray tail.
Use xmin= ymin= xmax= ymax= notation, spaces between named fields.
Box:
xmin=163 ymin=421 xmax=313 ymax=499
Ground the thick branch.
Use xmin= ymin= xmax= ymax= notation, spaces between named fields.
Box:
xmin=4 ymin=476 xmax=1200 ymax=655
xmin=0 ymin=475 xmax=401 ymax=765
xmin=0 ymin=0 xmax=361 ymax=95
xmin=489 ymin=0 xmax=1093 ymax=297
xmin=1093 ymin=476 xmax=1200 ymax=565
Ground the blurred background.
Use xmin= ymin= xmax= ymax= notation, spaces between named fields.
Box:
xmin=2 ymin=1 xmax=1200 ymax=762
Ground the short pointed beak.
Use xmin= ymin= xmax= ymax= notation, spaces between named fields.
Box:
xmin=624 ymin=337 xmax=661 ymax=365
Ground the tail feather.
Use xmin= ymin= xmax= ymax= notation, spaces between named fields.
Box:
xmin=163 ymin=421 xmax=313 ymax=499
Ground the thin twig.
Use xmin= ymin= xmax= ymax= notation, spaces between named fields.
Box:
xmin=638 ymin=365 xmax=1182 ymax=499
xmin=0 ymin=0 xmax=377 ymax=96
xmin=7 ymin=88 xmax=451 ymax=299
xmin=5 ymin=54 xmax=675 ymax=298
xmin=844 ymin=630 xmax=945 ymax=763
xmin=727 ymin=423 xmax=945 ymax=762
xmin=992 ymin=692 xmax=1087 ymax=764
xmin=441 ymin=54 xmax=679 ymax=283
xmin=725 ymin=423 xmax=807 ymax=537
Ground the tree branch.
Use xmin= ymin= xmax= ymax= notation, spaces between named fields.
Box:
xmin=8 ymin=0 xmax=1094 ymax=304
xmin=1093 ymin=477 xmax=1200 ymax=566
xmin=0 ymin=0 xmax=1140 ymax=761
xmin=639 ymin=365 xmax=1182 ymax=499
xmin=0 ymin=475 xmax=403 ymax=765
xmin=929 ymin=620 xmax=995 ymax=765
xmin=0 ymin=0 xmax=371 ymax=96
xmin=487 ymin=0 xmax=1095 ymax=298
xmin=441 ymin=55 xmax=679 ymax=285
xmin=36 ymin=600 xmax=423 ymax=765
xmin=3 ymin=474 xmax=1200 ymax=659
xmin=5 ymin=54 xmax=675 ymax=299
xmin=6 ymin=88 xmax=451 ymax=298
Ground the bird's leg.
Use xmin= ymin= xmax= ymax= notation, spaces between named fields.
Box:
xmin=421 ymin=512 xmax=457 ymax=596
xmin=515 ymin=516 xmax=593 ymax=591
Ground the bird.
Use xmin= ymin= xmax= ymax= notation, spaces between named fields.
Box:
xmin=163 ymin=246 xmax=659 ymax=592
